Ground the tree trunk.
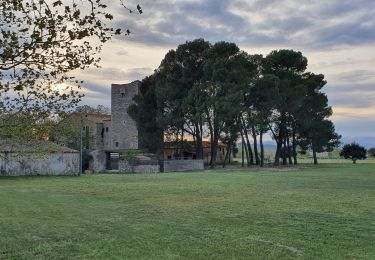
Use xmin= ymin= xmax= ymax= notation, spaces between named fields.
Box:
xmin=157 ymin=130 xmax=165 ymax=160
xmin=241 ymin=131 xmax=250 ymax=166
xmin=353 ymin=159 xmax=357 ymax=164
xmin=281 ymin=113 xmax=288 ymax=165
xmin=274 ymin=134 xmax=282 ymax=166
xmin=222 ymin=141 xmax=231 ymax=168
xmin=274 ymin=113 xmax=286 ymax=166
xmin=260 ymin=131 xmax=264 ymax=167
xmin=243 ymin=126 xmax=254 ymax=165
xmin=209 ymin=134 xmax=214 ymax=166
xmin=207 ymin=119 xmax=214 ymax=166
xmin=286 ymin=134 xmax=293 ymax=165
xmin=181 ymin=128 xmax=184 ymax=158
xmin=282 ymin=134 xmax=287 ymax=165
xmin=313 ymin=148 xmax=318 ymax=165
xmin=268 ymin=123 xmax=280 ymax=166
xmin=241 ymin=116 xmax=253 ymax=165
xmin=292 ymin=126 xmax=298 ymax=165
xmin=195 ymin=122 xmax=203 ymax=159
xmin=228 ymin=145 xmax=232 ymax=163
xmin=252 ymin=125 xmax=260 ymax=165
xmin=199 ymin=122 xmax=204 ymax=159
xmin=241 ymin=134 xmax=245 ymax=167
xmin=210 ymin=133 xmax=219 ymax=169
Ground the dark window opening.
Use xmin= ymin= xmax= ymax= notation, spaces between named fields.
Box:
xmin=107 ymin=152 xmax=119 ymax=170
xmin=121 ymin=93 xmax=125 ymax=97
xmin=106 ymin=127 xmax=109 ymax=132
xmin=115 ymin=142 xmax=119 ymax=147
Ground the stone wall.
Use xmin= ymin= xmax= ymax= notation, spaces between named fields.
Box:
xmin=161 ymin=159 xmax=204 ymax=172
xmin=90 ymin=150 xmax=107 ymax=173
xmin=0 ymin=152 xmax=79 ymax=176
xmin=110 ymin=81 xmax=140 ymax=150
xmin=119 ymin=158 xmax=159 ymax=173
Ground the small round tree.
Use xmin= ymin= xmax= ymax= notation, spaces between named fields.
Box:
xmin=340 ymin=143 xmax=367 ymax=164
xmin=368 ymin=148 xmax=375 ymax=157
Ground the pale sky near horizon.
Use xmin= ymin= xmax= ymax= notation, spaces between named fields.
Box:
xmin=74 ymin=0 xmax=375 ymax=140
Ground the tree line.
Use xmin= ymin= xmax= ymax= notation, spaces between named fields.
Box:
xmin=129 ymin=39 xmax=341 ymax=168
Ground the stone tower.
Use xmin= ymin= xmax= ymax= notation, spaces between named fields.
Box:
xmin=110 ymin=81 xmax=140 ymax=150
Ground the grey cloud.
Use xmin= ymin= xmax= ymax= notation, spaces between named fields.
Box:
xmin=114 ymin=0 xmax=250 ymax=46
xmin=81 ymin=94 xmax=111 ymax=107
xmin=319 ymin=0 xmax=375 ymax=17
xmin=335 ymin=70 xmax=375 ymax=83
xmin=84 ymin=67 xmax=153 ymax=81
xmin=79 ymin=81 xmax=111 ymax=106
xmin=310 ymin=21 xmax=375 ymax=48
xmin=124 ymin=67 xmax=154 ymax=80
xmin=111 ymin=0 xmax=375 ymax=50
xmin=82 ymin=81 xmax=110 ymax=96
xmin=258 ymin=16 xmax=313 ymax=34
xmin=326 ymin=83 xmax=375 ymax=108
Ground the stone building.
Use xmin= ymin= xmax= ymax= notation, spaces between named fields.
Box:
xmin=75 ymin=80 xmax=207 ymax=173
xmin=69 ymin=112 xmax=111 ymax=150
xmin=86 ymin=81 xmax=159 ymax=173
xmin=0 ymin=139 xmax=79 ymax=176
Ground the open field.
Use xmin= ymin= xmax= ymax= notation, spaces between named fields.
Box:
xmin=1 ymin=164 xmax=375 ymax=259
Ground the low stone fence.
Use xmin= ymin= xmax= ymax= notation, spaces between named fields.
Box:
xmin=117 ymin=158 xmax=204 ymax=173
xmin=119 ymin=159 xmax=159 ymax=173
xmin=160 ymin=159 xmax=204 ymax=172
xmin=0 ymin=152 xmax=79 ymax=176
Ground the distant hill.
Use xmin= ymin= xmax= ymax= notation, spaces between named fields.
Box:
xmin=262 ymin=141 xmax=277 ymax=152
xmin=237 ymin=136 xmax=375 ymax=151
xmin=236 ymin=141 xmax=276 ymax=152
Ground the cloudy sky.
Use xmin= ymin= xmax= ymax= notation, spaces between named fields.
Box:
xmin=76 ymin=0 xmax=375 ymax=141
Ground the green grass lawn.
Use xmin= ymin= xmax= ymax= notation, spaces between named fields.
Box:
xmin=1 ymin=164 xmax=375 ymax=259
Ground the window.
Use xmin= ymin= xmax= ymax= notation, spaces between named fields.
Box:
xmin=115 ymin=142 xmax=119 ymax=147
xmin=105 ymin=127 xmax=109 ymax=132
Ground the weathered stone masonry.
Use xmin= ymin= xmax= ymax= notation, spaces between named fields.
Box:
xmin=110 ymin=81 xmax=139 ymax=150
xmin=91 ymin=81 xmax=160 ymax=173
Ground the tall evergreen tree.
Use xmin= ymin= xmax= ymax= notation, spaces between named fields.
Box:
xmin=296 ymin=73 xmax=340 ymax=164
xmin=263 ymin=50 xmax=308 ymax=166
